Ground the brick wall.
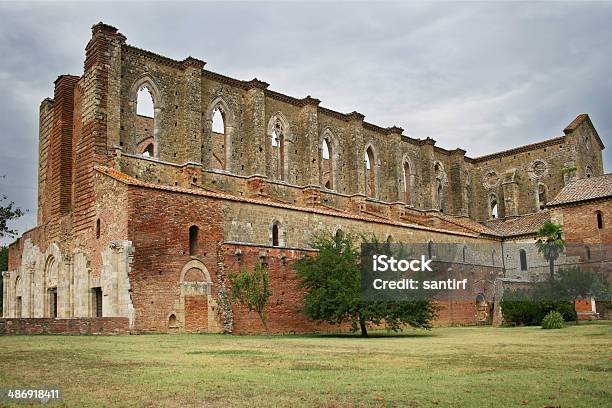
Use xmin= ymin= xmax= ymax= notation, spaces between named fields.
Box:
xmin=557 ymin=199 xmax=612 ymax=245
xmin=0 ymin=318 xmax=129 ymax=335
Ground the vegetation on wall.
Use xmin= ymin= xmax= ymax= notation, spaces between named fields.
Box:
xmin=229 ymin=263 xmax=272 ymax=334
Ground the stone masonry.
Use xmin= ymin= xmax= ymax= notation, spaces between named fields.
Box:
xmin=1 ymin=23 xmax=607 ymax=333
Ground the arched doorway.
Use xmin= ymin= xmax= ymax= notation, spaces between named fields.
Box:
xmin=475 ymin=293 xmax=490 ymax=324
xmin=177 ymin=260 xmax=214 ymax=333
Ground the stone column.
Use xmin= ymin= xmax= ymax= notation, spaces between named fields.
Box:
xmin=346 ymin=111 xmax=365 ymax=195
xmin=102 ymin=240 xmax=135 ymax=328
xmin=502 ymin=179 xmax=519 ymax=217
xmin=450 ymin=148 xmax=468 ymax=217
xmin=244 ymin=79 xmax=269 ymax=176
xmin=105 ymin=27 xmax=126 ymax=149
xmin=299 ymin=96 xmax=321 ymax=185
xmin=385 ymin=126 xmax=404 ymax=202
xmin=419 ymin=138 xmax=436 ymax=210
xmin=181 ymin=57 xmax=205 ymax=164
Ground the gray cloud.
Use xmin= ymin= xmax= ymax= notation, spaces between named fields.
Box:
xmin=1 ymin=1 xmax=610 ymax=245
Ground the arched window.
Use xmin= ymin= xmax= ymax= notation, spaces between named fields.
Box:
xmin=168 ymin=314 xmax=177 ymax=328
xmin=96 ymin=218 xmax=101 ymax=239
xmin=596 ymin=211 xmax=603 ymax=229
xmin=402 ymin=161 xmax=411 ymax=205
xmin=131 ymin=78 xmax=162 ymax=159
xmin=212 ymin=107 xmax=225 ymax=134
xmin=427 ymin=241 xmax=434 ymax=260
xmin=434 ymin=163 xmax=442 ymax=177
xmin=491 ymin=250 xmax=496 ymax=266
xmin=189 ymin=225 xmax=198 ymax=256
xmin=210 ymin=106 xmax=227 ymax=170
xmin=365 ymin=146 xmax=376 ymax=198
xmin=585 ymin=165 xmax=593 ymax=178
xmin=271 ymin=221 xmax=281 ymax=247
xmin=136 ymin=86 xmax=154 ymax=118
xmin=519 ymin=249 xmax=528 ymax=271
xmin=334 ymin=228 xmax=344 ymax=241
xmin=270 ymin=118 xmax=286 ymax=180
xmin=538 ymin=183 xmax=548 ymax=210
xmin=490 ymin=194 xmax=498 ymax=219
xmin=462 ymin=246 xmax=467 ymax=263
xmin=386 ymin=235 xmax=393 ymax=243
xmin=142 ymin=143 xmax=154 ymax=157
xmin=322 ymin=138 xmax=332 ymax=189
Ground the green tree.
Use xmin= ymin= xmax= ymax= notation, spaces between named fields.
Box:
xmin=1 ymin=177 xmax=24 ymax=239
xmin=550 ymin=266 xmax=610 ymax=324
xmin=0 ymin=246 xmax=6 ymax=314
xmin=0 ymin=246 xmax=7 ymax=271
xmin=229 ymin=263 xmax=272 ymax=334
xmin=535 ymin=221 xmax=565 ymax=279
xmin=293 ymin=232 xmax=436 ymax=337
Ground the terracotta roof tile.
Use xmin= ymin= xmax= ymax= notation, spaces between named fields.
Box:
xmin=563 ymin=113 xmax=589 ymax=134
xmin=547 ymin=173 xmax=612 ymax=206
xmin=434 ymin=213 xmax=501 ymax=236
xmin=94 ymin=166 xmax=481 ymax=238
xmin=485 ymin=211 xmax=550 ymax=237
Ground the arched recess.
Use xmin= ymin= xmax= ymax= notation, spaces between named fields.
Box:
xmin=537 ymin=183 xmax=548 ymax=210
xmin=207 ymin=96 xmax=236 ymax=172
xmin=179 ymin=259 xmax=212 ymax=284
xmin=177 ymin=259 xmax=215 ymax=333
xmin=364 ymin=143 xmax=379 ymax=198
xmin=320 ymin=128 xmax=340 ymax=190
xmin=267 ymin=113 xmax=292 ymax=182
xmin=42 ymin=243 xmax=62 ymax=318
xmin=489 ymin=193 xmax=499 ymax=219
xmin=270 ymin=219 xmax=287 ymax=247
xmin=136 ymin=136 xmax=155 ymax=157
xmin=128 ymin=75 xmax=164 ymax=159
xmin=401 ymin=154 xmax=416 ymax=206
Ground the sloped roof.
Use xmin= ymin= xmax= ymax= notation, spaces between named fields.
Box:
xmin=94 ymin=166 xmax=481 ymax=238
xmin=547 ymin=173 xmax=612 ymax=206
xmin=485 ymin=211 xmax=550 ymax=237
xmin=433 ymin=213 xmax=501 ymax=236
xmin=563 ymin=114 xmax=605 ymax=149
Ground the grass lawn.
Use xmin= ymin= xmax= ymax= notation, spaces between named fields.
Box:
xmin=0 ymin=322 xmax=610 ymax=407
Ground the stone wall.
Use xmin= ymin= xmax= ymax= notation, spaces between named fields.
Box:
xmin=0 ymin=317 xmax=129 ymax=335
xmin=3 ymin=22 xmax=608 ymax=334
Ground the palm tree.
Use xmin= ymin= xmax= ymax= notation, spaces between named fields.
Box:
xmin=535 ymin=221 xmax=565 ymax=280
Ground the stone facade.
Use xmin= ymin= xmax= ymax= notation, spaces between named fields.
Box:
xmin=1 ymin=23 xmax=607 ymax=333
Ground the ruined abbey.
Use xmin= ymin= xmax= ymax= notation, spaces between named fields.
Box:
xmin=1 ymin=23 xmax=608 ymax=334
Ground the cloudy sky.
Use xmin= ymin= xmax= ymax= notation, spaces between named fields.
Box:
xmin=0 ymin=1 xmax=610 ymax=245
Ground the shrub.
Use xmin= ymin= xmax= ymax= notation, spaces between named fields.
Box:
xmin=502 ymin=289 xmax=577 ymax=326
xmin=541 ymin=311 xmax=565 ymax=329
xmin=501 ymin=289 xmax=540 ymax=326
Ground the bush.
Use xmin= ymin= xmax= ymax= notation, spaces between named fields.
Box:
xmin=541 ymin=311 xmax=565 ymax=329
xmin=502 ymin=289 xmax=577 ymax=326
xmin=550 ymin=302 xmax=577 ymax=322
xmin=501 ymin=289 xmax=540 ymax=326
